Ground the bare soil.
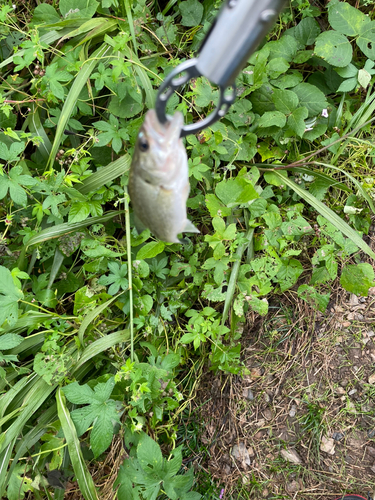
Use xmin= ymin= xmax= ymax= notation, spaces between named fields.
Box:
xmin=188 ymin=287 xmax=375 ymax=499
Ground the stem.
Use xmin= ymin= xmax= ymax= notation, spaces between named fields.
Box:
xmin=125 ymin=194 xmax=134 ymax=362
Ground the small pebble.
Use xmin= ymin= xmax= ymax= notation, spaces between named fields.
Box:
xmin=348 ymin=389 xmax=357 ymax=396
xmin=332 ymin=432 xmax=344 ymax=441
xmin=289 ymin=405 xmax=297 ymax=417
xmin=368 ymin=429 xmax=375 ymax=439
xmin=243 ymin=388 xmax=254 ymax=401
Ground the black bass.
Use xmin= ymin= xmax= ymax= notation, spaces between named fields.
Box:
xmin=128 ymin=109 xmax=199 ymax=243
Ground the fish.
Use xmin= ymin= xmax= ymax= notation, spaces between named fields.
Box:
xmin=128 ymin=109 xmax=199 ymax=243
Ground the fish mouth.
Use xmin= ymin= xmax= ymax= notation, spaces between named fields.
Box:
xmin=144 ymin=109 xmax=183 ymax=146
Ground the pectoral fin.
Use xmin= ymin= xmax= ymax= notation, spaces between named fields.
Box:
xmin=183 ymin=219 xmax=200 ymax=234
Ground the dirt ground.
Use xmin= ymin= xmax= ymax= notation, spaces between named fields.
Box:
xmin=189 ymin=286 xmax=375 ymax=499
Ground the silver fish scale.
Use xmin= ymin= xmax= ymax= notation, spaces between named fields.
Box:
xmin=128 ymin=110 xmax=199 ymax=243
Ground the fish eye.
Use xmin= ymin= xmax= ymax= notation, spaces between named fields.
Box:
xmin=138 ymin=133 xmax=149 ymax=152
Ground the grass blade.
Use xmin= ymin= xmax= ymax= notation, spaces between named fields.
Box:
xmin=75 ymin=330 xmax=129 ymax=370
xmin=0 ymin=378 xmax=55 ymax=455
xmin=25 ymin=211 xmax=121 ymax=248
xmin=124 ymin=0 xmax=137 ymax=53
xmin=46 ymin=43 xmax=112 ymax=171
xmin=291 ymin=166 xmax=351 ymax=193
xmin=78 ymin=294 xmax=123 ymax=345
xmin=78 ymin=155 xmax=131 ymax=195
xmin=0 ymin=440 xmax=15 ymax=498
xmin=272 ymin=171 xmax=375 ymax=260
xmin=121 ymin=44 xmax=155 ymax=109
xmin=56 ymin=388 xmax=99 ymax=500
xmin=27 ymin=104 xmax=52 ymax=160
xmin=59 ymin=18 xmax=117 ymax=44
xmin=312 ymin=161 xmax=375 ymax=214
xmin=222 ymin=228 xmax=254 ymax=327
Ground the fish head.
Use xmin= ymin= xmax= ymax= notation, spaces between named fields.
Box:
xmin=133 ymin=109 xmax=184 ymax=182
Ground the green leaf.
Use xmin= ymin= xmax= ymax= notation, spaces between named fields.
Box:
xmin=32 ymin=3 xmax=61 ymax=24
xmin=136 ymin=241 xmax=165 ymax=260
xmin=59 ymin=0 xmax=99 ymax=19
xmin=357 ymin=21 xmax=375 ymax=60
xmin=179 ymin=0 xmax=203 ymax=27
xmin=258 ymin=110 xmax=286 ymax=128
xmin=272 ymin=89 xmax=299 ymax=114
xmin=276 ymin=258 xmax=304 ymax=292
xmin=328 ymin=1 xmax=368 ymax=36
xmin=205 ymin=194 xmax=231 ymax=217
xmin=288 ymin=106 xmax=309 ymax=137
xmin=0 ymin=266 xmax=23 ymax=327
xmin=297 ymin=285 xmax=330 ymax=312
xmin=337 ymin=78 xmax=357 ymax=92
xmin=108 ymin=95 xmax=143 ymax=119
xmin=340 ymin=263 xmax=374 ymax=296
xmin=137 ymin=432 xmax=163 ymax=470
xmin=268 ymin=35 xmax=298 ymax=62
xmin=0 ymin=142 xmax=25 ymax=162
xmin=0 ymin=334 xmax=23 ymax=350
xmin=358 ymin=68 xmax=371 ymax=88
xmin=335 ymin=63 xmax=358 ymax=78
xmin=315 ymin=31 xmax=352 ymax=68
xmin=6 ymin=463 xmax=32 ymax=500
xmin=294 ymin=17 xmax=321 ymax=45
xmin=68 ymin=202 xmax=91 ymax=223
xmin=293 ymin=83 xmax=328 ymax=117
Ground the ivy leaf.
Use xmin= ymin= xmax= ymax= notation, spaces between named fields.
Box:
xmin=298 ymin=285 xmax=330 ymax=312
xmin=63 ymin=377 xmax=121 ymax=458
xmin=276 ymin=258 xmax=304 ymax=292
xmin=179 ymin=0 xmax=203 ymax=27
xmin=0 ymin=266 xmax=23 ymax=327
xmin=42 ymin=193 xmax=67 ymax=217
xmin=315 ymin=31 xmax=352 ymax=68
xmin=98 ymin=261 xmax=128 ymax=295
xmin=108 ymin=95 xmax=143 ymax=119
